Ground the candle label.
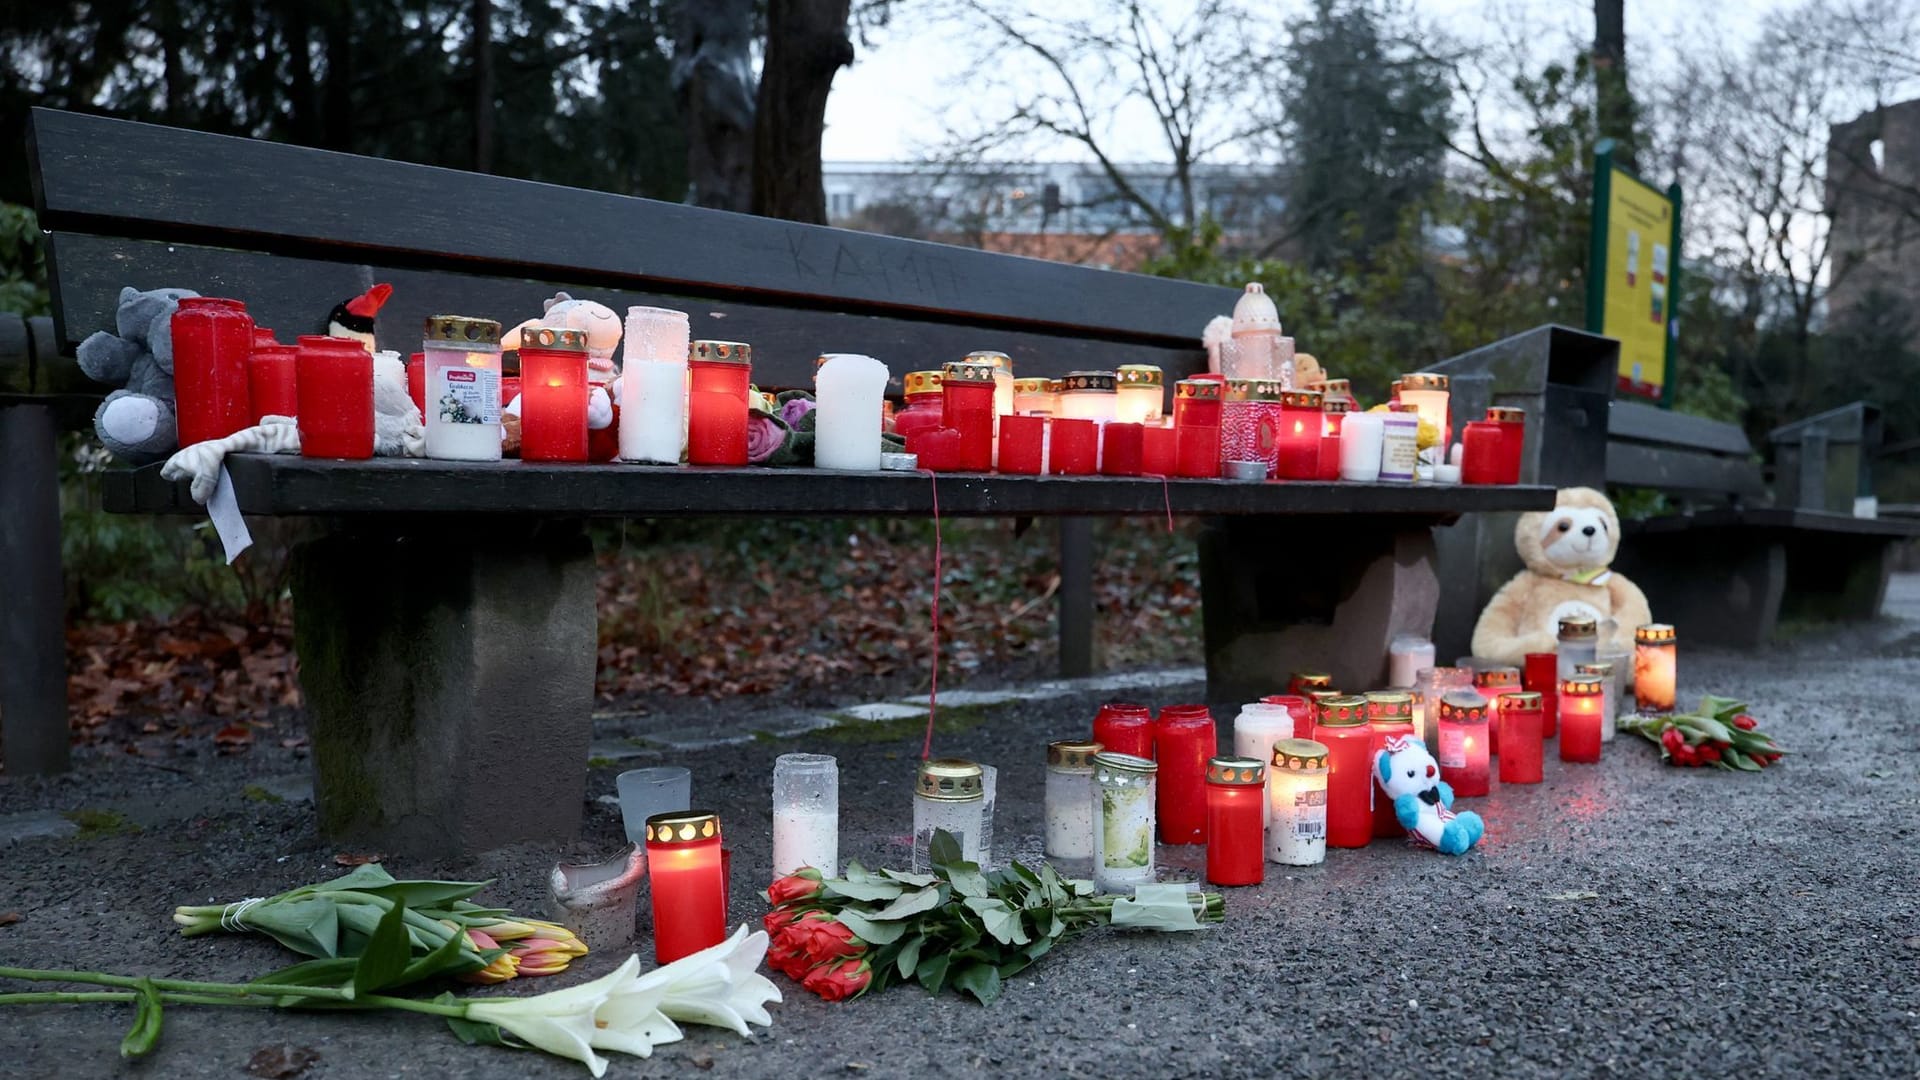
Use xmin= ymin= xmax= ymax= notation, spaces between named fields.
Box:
xmin=433 ymin=366 xmax=501 ymax=425
xmin=1291 ymin=789 xmax=1327 ymax=840
xmin=1100 ymin=788 xmax=1152 ymax=869
xmin=1438 ymin=728 xmax=1466 ymax=768
xmin=1380 ymin=423 xmax=1419 ymax=480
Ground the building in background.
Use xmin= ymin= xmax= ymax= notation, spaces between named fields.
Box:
xmin=1826 ymin=98 xmax=1920 ymax=336
xmin=823 ymin=160 xmax=1284 ymax=270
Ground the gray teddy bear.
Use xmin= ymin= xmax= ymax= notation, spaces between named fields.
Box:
xmin=77 ymin=285 xmax=198 ymax=463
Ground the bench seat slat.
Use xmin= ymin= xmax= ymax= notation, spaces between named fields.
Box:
xmin=104 ymin=456 xmax=1557 ymax=519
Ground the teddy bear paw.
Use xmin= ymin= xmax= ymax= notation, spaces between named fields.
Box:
xmin=1437 ymin=811 xmax=1485 ymax=855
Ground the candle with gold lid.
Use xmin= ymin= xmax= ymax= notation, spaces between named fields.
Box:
xmin=940 ymin=360 xmax=997 ymax=472
xmin=1365 ymin=692 xmax=1416 ymax=837
xmin=1221 ymin=377 xmax=1285 ymax=477
xmin=912 ymin=758 xmax=985 ymax=870
xmin=1173 ymin=378 xmax=1224 ymax=478
xmin=1473 ymin=665 xmax=1522 ymax=756
xmin=1559 ymin=676 xmax=1606 ymax=764
xmin=1311 ymin=695 xmax=1374 ymax=848
xmin=1274 ymin=388 xmax=1323 ymax=480
xmin=964 ymin=349 xmax=1015 ymax=418
xmin=1634 ymin=624 xmax=1677 ymax=715
xmin=1205 ymin=756 xmax=1266 ymax=886
xmin=1291 ymin=670 xmax=1334 ymax=696
xmin=1045 ymin=740 xmax=1102 ymax=862
xmin=1267 ymin=738 xmax=1330 ymax=866
xmin=1398 ymin=371 xmax=1451 ymax=445
xmin=644 ymin=810 xmax=726 ymax=964
xmin=517 ymin=325 xmax=590 ymax=462
xmin=1115 ymin=364 xmax=1166 ymax=424
xmin=687 ymin=340 xmax=752 ymax=465
xmin=1435 ymin=691 xmax=1491 ymax=797
xmin=422 ymin=315 xmax=503 ymax=461
xmin=894 ymin=370 xmax=946 ymax=441
xmin=1013 ymin=376 xmax=1053 ymax=416
xmin=1497 ymin=690 xmax=1545 ymax=783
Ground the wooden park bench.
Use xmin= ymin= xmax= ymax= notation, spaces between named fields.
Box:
xmin=11 ymin=107 xmax=1552 ymax=854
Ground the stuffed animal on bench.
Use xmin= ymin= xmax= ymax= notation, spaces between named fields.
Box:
xmin=1375 ymin=734 xmax=1484 ymax=855
xmin=77 ymin=285 xmax=199 ymax=463
xmin=1471 ymin=486 xmax=1652 ymax=663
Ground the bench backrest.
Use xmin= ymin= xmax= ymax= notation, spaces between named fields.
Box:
xmin=27 ymin=108 xmax=1233 ymax=395
xmin=1605 ymin=400 xmax=1765 ymax=502
xmin=1768 ymin=401 xmax=1881 ymax=512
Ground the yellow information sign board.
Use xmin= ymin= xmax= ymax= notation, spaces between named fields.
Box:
xmin=1587 ymin=142 xmax=1681 ymax=402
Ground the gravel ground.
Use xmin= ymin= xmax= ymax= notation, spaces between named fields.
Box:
xmin=4 ymin=579 xmax=1920 ymax=1079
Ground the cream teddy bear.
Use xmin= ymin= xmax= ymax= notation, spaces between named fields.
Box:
xmin=1470 ymin=486 xmax=1652 ymax=663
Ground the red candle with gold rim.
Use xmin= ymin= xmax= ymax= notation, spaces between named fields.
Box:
xmin=1311 ymin=695 xmax=1374 ymax=848
xmin=1559 ymin=677 xmax=1605 ymax=764
xmin=172 ymin=297 xmax=256 ymax=447
xmin=1154 ymin=703 xmax=1215 ymax=844
xmin=1497 ymin=691 xmax=1545 ymax=784
xmin=1172 ymin=379 xmax=1222 ymax=478
xmin=1490 ymin=406 xmax=1527 ymax=484
xmin=688 ymin=341 xmax=751 ymax=465
xmin=1290 ymin=671 xmax=1334 ymax=697
xmin=644 ymin=810 xmax=727 ymax=964
xmin=940 ymin=360 xmax=997 ymax=472
xmin=247 ymin=344 xmax=298 ymax=424
xmin=1524 ymin=652 xmax=1559 ymax=736
xmin=1204 ymin=756 xmax=1265 ymax=886
xmin=1093 ymin=702 xmax=1155 ymax=760
xmin=1435 ymin=691 xmax=1491 ymax=797
xmin=294 ymin=334 xmax=374 ymax=459
xmin=893 ymin=370 xmax=945 ymax=442
xmin=1318 ymin=398 xmax=1348 ymax=481
xmin=1364 ymin=692 xmax=1416 ymax=838
xmin=517 ymin=326 xmax=591 ymax=463
xmin=1274 ymin=389 xmax=1323 ymax=480
xmin=1473 ymin=665 xmax=1522 ymax=756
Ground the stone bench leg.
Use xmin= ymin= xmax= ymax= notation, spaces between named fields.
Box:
xmin=1198 ymin=517 xmax=1440 ymax=703
xmin=1780 ymin=532 xmax=1895 ymax=623
xmin=291 ymin=518 xmax=595 ymax=857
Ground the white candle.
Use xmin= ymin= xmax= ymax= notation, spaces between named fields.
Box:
xmin=771 ymin=753 xmax=838 ymax=877
xmin=619 ymin=307 xmax=689 ymax=464
xmin=422 ymin=318 xmax=503 ymax=461
xmin=1092 ymin=752 xmax=1157 ymax=892
xmin=1388 ymin=635 xmax=1436 ymax=689
xmin=1339 ymin=412 xmax=1384 ymax=481
xmin=1231 ymin=702 xmax=1295 ymax=827
xmin=1267 ymin=739 xmax=1329 ymax=866
xmin=813 ymin=353 xmax=888 ymax=471
xmin=1044 ymin=742 xmax=1099 ymax=862
xmin=912 ymin=759 xmax=985 ymax=872
xmin=978 ymin=763 xmax=998 ymax=870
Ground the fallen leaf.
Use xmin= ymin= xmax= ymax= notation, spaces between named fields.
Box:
xmin=213 ymin=725 xmax=254 ymax=753
xmin=1865 ymin=769 xmax=1895 ymax=779
xmin=690 ymin=1053 xmax=714 ymax=1070
xmin=0 ymin=912 xmax=21 ymax=927
xmin=246 ymin=1044 xmax=320 ymax=1079
xmin=333 ymin=852 xmax=385 ymax=866
xmin=1545 ymin=890 xmax=1602 ymax=902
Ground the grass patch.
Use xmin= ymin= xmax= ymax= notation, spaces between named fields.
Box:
xmin=62 ymin=809 xmax=138 ymax=838
xmin=242 ymin=784 xmax=284 ymax=805
xmin=587 ymin=756 xmax=621 ymax=769
xmin=816 ymin=703 xmax=994 ymax=745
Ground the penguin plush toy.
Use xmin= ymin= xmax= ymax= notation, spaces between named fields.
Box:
xmin=326 ymin=282 xmax=394 ymax=351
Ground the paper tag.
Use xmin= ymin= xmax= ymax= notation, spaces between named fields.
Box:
xmin=207 ymin=466 xmax=252 ymax=564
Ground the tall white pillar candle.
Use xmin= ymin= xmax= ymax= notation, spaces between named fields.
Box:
xmin=1231 ymin=702 xmax=1296 ymax=826
xmin=813 ymin=353 xmax=889 ymax=471
xmin=619 ymin=307 xmax=690 ymax=463
xmin=771 ymin=753 xmax=839 ymax=877
xmin=1339 ymin=411 xmax=1385 ymax=481
xmin=1389 ymin=635 xmax=1437 ymax=689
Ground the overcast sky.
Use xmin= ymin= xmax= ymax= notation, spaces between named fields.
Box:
xmin=821 ymin=0 xmax=1787 ymax=163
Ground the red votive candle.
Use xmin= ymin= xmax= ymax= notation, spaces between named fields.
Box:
xmin=406 ymin=352 xmax=427 ymax=418
xmin=1220 ymin=379 xmax=1283 ymax=477
xmin=1436 ymin=691 xmax=1491 ymax=797
xmin=1290 ymin=671 xmax=1334 ymax=697
xmin=252 ymin=326 xmax=278 ymax=350
xmin=907 ymin=427 xmax=961 ymax=472
xmin=644 ymin=810 xmax=727 ymax=964
xmin=1312 ymin=695 xmax=1373 ymax=848
xmin=517 ymin=326 xmax=591 ymax=462
xmin=1155 ymin=703 xmax=1216 ymax=844
xmin=998 ymin=413 xmax=1044 ymax=474
xmin=1524 ymin=652 xmax=1559 ymax=737
xmin=1473 ymin=665 xmax=1521 ymax=756
xmin=247 ymin=344 xmax=298 ymax=424
xmin=1274 ymin=389 xmax=1323 ymax=480
xmin=1365 ymin=692 xmax=1416 ymax=838
xmin=1490 ymin=406 xmax=1526 ymax=484
xmin=1093 ymin=702 xmax=1155 ymax=760
xmin=688 ymin=340 xmax=751 ymax=465
xmin=1318 ymin=398 xmax=1348 ymax=481
xmin=172 ymin=297 xmax=256 ymax=447
xmin=893 ymin=371 xmax=945 ymax=442
xmin=1497 ymin=690 xmax=1545 ymax=784
xmin=1173 ymin=379 xmax=1223 ymax=478
xmin=1204 ymin=757 xmax=1266 ymax=886
xmin=1461 ymin=417 xmax=1504 ymax=485
xmin=939 ymin=360 xmax=996 ymax=472
xmin=1049 ymin=418 xmax=1097 ymax=475
xmin=1101 ymin=421 xmax=1143 ymax=476
xmin=1142 ymin=423 xmax=1176 ymax=476
xmin=1261 ymin=694 xmax=1317 ymax=735
xmin=1559 ymin=677 xmax=1605 ymax=764
xmin=295 ymin=334 xmax=374 ymax=459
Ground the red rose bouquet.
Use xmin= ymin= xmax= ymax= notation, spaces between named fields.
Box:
xmin=1621 ymin=695 xmax=1786 ymax=770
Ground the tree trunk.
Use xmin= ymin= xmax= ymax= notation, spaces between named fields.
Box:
xmin=321 ymin=2 xmax=354 ymax=151
xmin=751 ymin=0 xmax=855 ymax=224
xmin=673 ymin=0 xmax=757 ymax=212
xmin=283 ymin=3 xmax=319 ymax=145
xmin=472 ymin=0 xmax=494 ymax=174
xmin=1593 ymin=0 xmax=1635 ymax=169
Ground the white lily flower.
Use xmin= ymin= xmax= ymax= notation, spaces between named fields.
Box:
xmin=635 ymin=926 xmax=782 ymax=1037
xmin=465 ymin=954 xmax=675 ymax=1077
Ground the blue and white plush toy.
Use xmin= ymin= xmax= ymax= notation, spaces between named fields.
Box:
xmin=1375 ymin=735 xmax=1485 ymax=855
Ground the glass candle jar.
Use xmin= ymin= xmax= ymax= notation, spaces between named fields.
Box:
xmin=1398 ymin=372 xmax=1451 ymax=447
xmin=1317 ymin=397 xmax=1348 ymax=481
xmin=1142 ymin=422 xmax=1177 ymax=476
xmin=1058 ymin=370 xmax=1118 ymax=423
xmin=247 ymin=343 xmax=298 ymax=424
xmin=1339 ymin=411 xmax=1385 ymax=482
xmin=1045 ymin=740 xmax=1102 ymax=862
xmin=618 ymin=306 xmax=691 ymax=464
xmin=815 ymin=353 xmax=889 ymax=471
xmin=1173 ymin=379 xmax=1224 ymax=479
xmin=1473 ymin=665 xmax=1522 ymax=756
xmin=1049 ymin=417 xmax=1098 ymax=474
xmin=1557 ymin=616 xmax=1598 ymax=683
xmin=1232 ymin=701 xmax=1296 ymax=827
xmin=421 ymin=315 xmax=503 ymax=461
xmin=998 ymin=413 xmax=1045 ymax=474
xmin=688 ymin=340 xmax=752 ymax=466
xmin=912 ymin=759 xmax=986 ymax=871
xmin=941 ymin=360 xmax=998 ymax=472
xmin=1267 ymin=738 xmax=1330 ymax=866
xmin=1413 ymin=667 xmax=1473 ymax=746
xmin=1388 ymin=634 xmax=1437 ymax=690
xmin=295 ymin=334 xmax=375 ymax=459
xmin=1559 ymin=677 xmax=1605 ymax=763
xmin=1489 ymin=406 xmax=1527 ymax=484
xmin=1154 ymin=704 xmax=1215 ymax=845
xmin=1092 ymin=752 xmax=1158 ymax=891
xmin=770 ymin=753 xmax=839 ymax=878
xmin=1290 ymin=671 xmax=1334 ymax=697
xmin=893 ymin=371 xmax=946 ymax=442
xmin=1261 ymin=694 xmax=1317 ymax=736
xmin=518 ymin=325 xmax=591 ymax=463
xmin=1523 ymin=651 xmax=1560 ymax=737
xmin=1311 ymin=695 xmax=1374 ymax=849
xmin=1012 ymin=376 xmax=1052 ymax=416
xmin=965 ymin=350 xmax=1015 ymax=419
xmin=1115 ymin=365 xmax=1165 ymax=424
xmin=172 ymin=297 xmax=257 ymax=448
xmin=1378 ymin=406 xmax=1420 ymax=482
xmin=1274 ymin=389 xmax=1323 ymax=480
xmin=1100 ymin=422 xmax=1144 ymax=476
xmin=1364 ymin=692 xmax=1416 ymax=838
xmin=1093 ymin=701 xmax=1155 ymax=761
xmin=1635 ymin=624 xmax=1678 ymax=714
xmin=1460 ymin=417 xmax=1504 ymax=485
xmin=1497 ymin=691 xmax=1545 ymax=784
xmin=979 ymin=763 xmax=999 ymax=871
xmin=1435 ymin=691 xmax=1491 ymax=798
xmin=1576 ymin=661 xmax=1620 ymax=742
xmin=644 ymin=810 xmax=726 ymax=964
xmin=1220 ymin=378 xmax=1284 ymax=478
xmin=1205 ymin=757 xmax=1266 ymax=887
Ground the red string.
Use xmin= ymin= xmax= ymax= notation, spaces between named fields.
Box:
xmin=1160 ymin=474 xmax=1174 ymax=533
xmin=922 ymin=470 xmax=942 ymax=760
